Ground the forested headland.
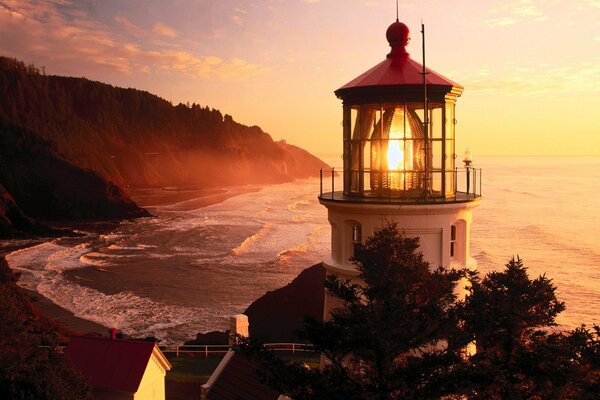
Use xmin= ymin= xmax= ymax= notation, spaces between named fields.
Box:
xmin=0 ymin=57 xmax=327 ymax=236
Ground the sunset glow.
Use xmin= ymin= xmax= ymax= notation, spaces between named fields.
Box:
xmin=1 ymin=0 xmax=598 ymax=160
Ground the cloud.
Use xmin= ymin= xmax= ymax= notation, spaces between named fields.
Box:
xmin=484 ymin=17 xmax=516 ymax=27
xmin=460 ymin=63 xmax=600 ymax=95
xmin=0 ymin=0 xmax=268 ymax=81
xmin=302 ymin=0 xmax=320 ymax=3
xmin=114 ymin=15 xmax=145 ymax=36
xmin=485 ymin=0 xmax=549 ymax=26
xmin=232 ymin=15 xmax=244 ymax=27
xmin=511 ymin=3 xmax=542 ymax=17
xmin=152 ymin=22 xmax=178 ymax=38
xmin=584 ymin=0 xmax=600 ymax=8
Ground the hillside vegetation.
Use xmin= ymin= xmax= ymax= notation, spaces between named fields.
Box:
xmin=0 ymin=57 xmax=327 ymax=236
xmin=0 ymin=57 xmax=327 ymax=189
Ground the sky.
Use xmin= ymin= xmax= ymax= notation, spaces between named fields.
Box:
xmin=1 ymin=0 xmax=599 ymax=160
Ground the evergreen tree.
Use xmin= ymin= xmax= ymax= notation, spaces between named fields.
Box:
xmin=237 ymin=235 xmax=600 ymax=399
xmin=457 ymin=257 xmax=600 ymax=399
xmin=237 ymin=222 xmax=465 ymax=400
xmin=0 ymin=257 xmax=91 ymax=400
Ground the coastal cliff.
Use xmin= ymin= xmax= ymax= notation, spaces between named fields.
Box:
xmin=0 ymin=56 xmax=328 ymax=236
xmin=0 ymin=119 xmax=149 ymax=238
xmin=0 ymin=57 xmax=328 ymax=189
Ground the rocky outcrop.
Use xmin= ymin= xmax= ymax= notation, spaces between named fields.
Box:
xmin=0 ymin=183 xmax=41 ymax=237
xmin=189 ymin=264 xmax=325 ymax=345
xmin=0 ymin=119 xmax=149 ymax=226
xmin=244 ymin=263 xmax=325 ymax=342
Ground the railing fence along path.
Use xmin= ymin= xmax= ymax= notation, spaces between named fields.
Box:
xmin=158 ymin=342 xmax=316 ymax=357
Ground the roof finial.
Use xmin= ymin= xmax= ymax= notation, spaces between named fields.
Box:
xmin=396 ymin=0 xmax=399 ymax=22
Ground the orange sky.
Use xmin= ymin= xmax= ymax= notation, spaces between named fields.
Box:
xmin=1 ymin=0 xmax=599 ymax=161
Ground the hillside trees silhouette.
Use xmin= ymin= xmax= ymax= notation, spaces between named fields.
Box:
xmin=0 ymin=56 xmax=327 ymax=189
xmin=0 ymin=257 xmax=91 ymax=400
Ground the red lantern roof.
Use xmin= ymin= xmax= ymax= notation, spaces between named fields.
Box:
xmin=336 ymin=20 xmax=462 ymax=97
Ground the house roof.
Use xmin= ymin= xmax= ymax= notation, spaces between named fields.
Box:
xmin=66 ymin=336 xmax=172 ymax=393
xmin=203 ymin=351 xmax=280 ymax=400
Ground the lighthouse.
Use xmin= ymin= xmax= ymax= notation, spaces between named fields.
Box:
xmin=319 ymin=19 xmax=481 ymax=317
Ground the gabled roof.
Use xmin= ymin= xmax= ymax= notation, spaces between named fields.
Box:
xmin=66 ymin=336 xmax=172 ymax=393
xmin=202 ymin=351 xmax=280 ymax=400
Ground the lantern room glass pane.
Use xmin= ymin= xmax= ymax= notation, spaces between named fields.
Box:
xmin=445 ymin=140 xmax=455 ymax=170
xmin=431 ymin=140 xmax=443 ymax=171
xmin=445 ymin=171 xmax=455 ymax=197
xmin=431 ymin=105 xmax=443 ymax=139
xmin=432 ymin=171 xmax=442 ymax=193
xmin=445 ymin=103 xmax=455 ymax=141
xmin=342 ymin=102 xmax=459 ymax=199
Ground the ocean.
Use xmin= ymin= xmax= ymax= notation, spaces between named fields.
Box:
xmin=4 ymin=156 xmax=600 ymax=343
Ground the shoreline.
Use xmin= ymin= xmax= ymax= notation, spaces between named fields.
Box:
xmin=3 ymin=185 xmax=260 ymax=340
xmin=26 ymin=289 xmax=111 ymax=336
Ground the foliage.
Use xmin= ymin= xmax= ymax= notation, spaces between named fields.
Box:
xmin=457 ymin=257 xmax=599 ymax=399
xmin=0 ymin=257 xmax=91 ymax=399
xmin=237 ymin=222 xmax=466 ymax=399
xmin=236 ymin=227 xmax=600 ymax=399
xmin=0 ymin=56 xmax=326 ymax=190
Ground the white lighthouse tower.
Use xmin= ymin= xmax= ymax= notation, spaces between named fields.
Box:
xmin=319 ymin=19 xmax=481 ymax=317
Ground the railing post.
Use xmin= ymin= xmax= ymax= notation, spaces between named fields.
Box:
xmin=205 ymin=345 xmax=208 ymax=358
xmin=331 ymin=167 xmax=335 ymax=199
xmin=466 ymin=166 xmax=471 ymax=195
xmin=454 ymin=167 xmax=458 ymax=195
xmin=320 ymin=168 xmax=323 ymax=197
xmin=176 ymin=346 xmax=179 ymax=357
xmin=292 ymin=343 xmax=295 ymax=354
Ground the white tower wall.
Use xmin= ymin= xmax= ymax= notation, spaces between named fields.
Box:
xmin=320 ymin=199 xmax=481 ymax=319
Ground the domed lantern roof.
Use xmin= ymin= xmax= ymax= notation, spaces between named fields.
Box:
xmin=328 ymin=19 xmax=469 ymax=202
xmin=335 ymin=20 xmax=463 ymax=104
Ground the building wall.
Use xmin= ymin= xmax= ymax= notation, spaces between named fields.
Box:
xmin=92 ymin=389 xmax=133 ymax=400
xmin=322 ymin=200 xmax=480 ymax=271
xmin=134 ymin=354 xmax=168 ymax=400
xmin=320 ymin=199 xmax=481 ymax=320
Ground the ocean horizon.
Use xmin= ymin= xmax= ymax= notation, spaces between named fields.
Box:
xmin=4 ymin=156 xmax=600 ymax=344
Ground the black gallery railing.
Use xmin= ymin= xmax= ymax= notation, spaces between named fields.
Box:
xmin=319 ymin=167 xmax=482 ymax=202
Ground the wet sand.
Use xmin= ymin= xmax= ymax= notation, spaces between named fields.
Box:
xmin=27 ymin=289 xmax=111 ymax=335
xmin=126 ymin=186 xmax=260 ymax=210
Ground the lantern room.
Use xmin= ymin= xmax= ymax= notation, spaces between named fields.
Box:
xmin=334 ymin=20 xmax=466 ymax=201
xmin=319 ymin=18 xmax=482 ymax=284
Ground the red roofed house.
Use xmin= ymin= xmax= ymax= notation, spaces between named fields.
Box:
xmin=201 ymin=314 xmax=288 ymax=400
xmin=200 ymin=351 xmax=283 ymax=400
xmin=66 ymin=335 xmax=172 ymax=400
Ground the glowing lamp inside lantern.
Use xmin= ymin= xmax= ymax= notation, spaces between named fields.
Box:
xmin=386 ymin=108 xmax=413 ymax=188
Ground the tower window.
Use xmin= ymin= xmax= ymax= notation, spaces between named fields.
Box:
xmin=352 ymin=225 xmax=362 ymax=254
xmin=450 ymin=225 xmax=456 ymax=258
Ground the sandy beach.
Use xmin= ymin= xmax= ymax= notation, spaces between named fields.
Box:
xmin=26 ymin=289 xmax=110 ymax=335
xmin=126 ymin=186 xmax=260 ymax=210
